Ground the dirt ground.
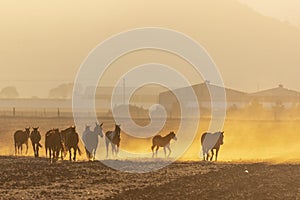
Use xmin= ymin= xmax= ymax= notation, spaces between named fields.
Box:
xmin=0 ymin=156 xmax=299 ymax=200
xmin=0 ymin=117 xmax=299 ymax=199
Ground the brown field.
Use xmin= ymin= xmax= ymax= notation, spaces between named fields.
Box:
xmin=0 ymin=156 xmax=299 ymax=199
xmin=0 ymin=117 xmax=299 ymax=199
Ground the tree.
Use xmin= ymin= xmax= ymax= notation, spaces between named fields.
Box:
xmin=0 ymin=86 xmax=19 ymax=98
xmin=48 ymin=83 xmax=73 ymax=99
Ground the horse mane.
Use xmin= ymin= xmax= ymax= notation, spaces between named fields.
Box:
xmin=115 ymin=125 xmax=121 ymax=135
xmin=166 ymin=131 xmax=175 ymax=138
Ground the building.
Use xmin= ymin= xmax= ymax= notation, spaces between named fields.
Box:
xmin=248 ymin=84 xmax=300 ymax=109
xmin=158 ymin=82 xmax=248 ymax=117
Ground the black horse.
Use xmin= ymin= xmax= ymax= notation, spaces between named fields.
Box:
xmin=30 ymin=127 xmax=42 ymax=158
xmin=60 ymin=126 xmax=81 ymax=161
xmin=45 ymin=128 xmax=65 ymax=162
xmin=201 ymin=131 xmax=224 ymax=161
xmin=105 ymin=124 xmax=121 ymax=157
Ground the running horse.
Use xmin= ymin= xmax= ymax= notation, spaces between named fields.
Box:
xmin=30 ymin=127 xmax=42 ymax=157
xmin=83 ymin=122 xmax=104 ymax=160
xmin=151 ymin=131 xmax=177 ymax=158
xmin=105 ymin=124 xmax=121 ymax=157
xmin=60 ymin=126 xmax=82 ymax=161
xmin=201 ymin=131 xmax=224 ymax=161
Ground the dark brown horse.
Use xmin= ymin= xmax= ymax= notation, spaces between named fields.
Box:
xmin=45 ymin=129 xmax=65 ymax=162
xmin=14 ymin=127 xmax=30 ymax=155
xmin=105 ymin=124 xmax=121 ymax=157
xmin=60 ymin=126 xmax=81 ymax=161
xmin=151 ymin=131 xmax=177 ymax=158
xmin=201 ymin=131 xmax=224 ymax=161
xmin=30 ymin=127 xmax=42 ymax=158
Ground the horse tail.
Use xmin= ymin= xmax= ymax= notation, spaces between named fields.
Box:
xmin=151 ymin=145 xmax=155 ymax=152
xmin=38 ymin=142 xmax=42 ymax=148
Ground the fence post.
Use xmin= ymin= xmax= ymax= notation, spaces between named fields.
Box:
xmin=13 ymin=107 xmax=15 ymax=117
xmin=57 ymin=108 xmax=60 ymax=117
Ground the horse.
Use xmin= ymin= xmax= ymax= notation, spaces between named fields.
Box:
xmin=14 ymin=127 xmax=30 ymax=155
xmin=151 ymin=131 xmax=177 ymax=158
xmin=60 ymin=126 xmax=81 ymax=161
xmin=83 ymin=123 xmax=104 ymax=160
xmin=201 ymin=131 xmax=224 ymax=161
xmin=30 ymin=127 xmax=42 ymax=158
xmin=105 ymin=124 xmax=121 ymax=158
xmin=45 ymin=129 xmax=65 ymax=162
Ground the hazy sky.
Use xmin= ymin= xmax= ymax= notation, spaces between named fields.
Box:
xmin=1 ymin=0 xmax=300 ymax=97
xmin=240 ymin=0 xmax=300 ymax=27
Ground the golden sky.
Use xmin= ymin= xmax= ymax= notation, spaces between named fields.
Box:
xmin=1 ymin=0 xmax=300 ymax=97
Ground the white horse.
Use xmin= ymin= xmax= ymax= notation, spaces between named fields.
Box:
xmin=201 ymin=131 xmax=224 ymax=161
xmin=105 ymin=124 xmax=121 ymax=158
xmin=83 ymin=123 xmax=104 ymax=160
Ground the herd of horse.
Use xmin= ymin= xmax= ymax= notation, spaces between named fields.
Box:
xmin=13 ymin=123 xmax=224 ymax=162
xmin=13 ymin=123 xmax=121 ymax=162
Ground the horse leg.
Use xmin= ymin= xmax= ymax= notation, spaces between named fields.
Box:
xmin=21 ymin=145 xmax=23 ymax=155
xmin=59 ymin=148 xmax=62 ymax=160
xmin=111 ymin=143 xmax=115 ymax=157
xmin=25 ymin=142 xmax=28 ymax=155
xmin=215 ymin=147 xmax=220 ymax=161
xmin=14 ymin=143 xmax=16 ymax=155
xmin=49 ymin=148 xmax=52 ymax=163
xmin=206 ymin=150 xmax=210 ymax=161
xmin=93 ymin=147 xmax=97 ymax=161
xmin=33 ymin=144 xmax=35 ymax=157
xmin=210 ymin=149 xmax=214 ymax=161
xmin=36 ymin=145 xmax=39 ymax=157
xmin=163 ymin=147 xmax=166 ymax=158
xmin=151 ymin=145 xmax=156 ymax=158
xmin=85 ymin=147 xmax=89 ymax=160
xmin=202 ymin=147 xmax=206 ymax=161
xmin=166 ymin=144 xmax=171 ymax=157
xmin=155 ymin=146 xmax=159 ymax=157
xmin=73 ymin=148 xmax=77 ymax=161
xmin=105 ymin=138 xmax=109 ymax=158
xmin=116 ymin=145 xmax=119 ymax=157
xmin=69 ymin=149 xmax=72 ymax=161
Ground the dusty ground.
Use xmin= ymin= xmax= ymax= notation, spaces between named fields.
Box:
xmin=0 ymin=156 xmax=299 ymax=200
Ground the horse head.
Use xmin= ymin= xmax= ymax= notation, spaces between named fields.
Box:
xmin=31 ymin=127 xmax=40 ymax=135
xmin=219 ymin=131 xmax=224 ymax=145
xmin=115 ymin=124 xmax=121 ymax=137
xmin=85 ymin=125 xmax=91 ymax=131
xmin=94 ymin=122 xmax=104 ymax=138
xmin=25 ymin=127 xmax=31 ymax=138
xmin=170 ymin=131 xmax=177 ymax=141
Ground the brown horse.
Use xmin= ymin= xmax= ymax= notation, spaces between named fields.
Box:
xmin=30 ymin=127 xmax=42 ymax=158
xmin=14 ymin=127 xmax=30 ymax=155
xmin=201 ymin=131 xmax=224 ymax=161
xmin=45 ymin=129 xmax=65 ymax=162
xmin=151 ymin=131 xmax=177 ymax=158
xmin=105 ymin=124 xmax=121 ymax=158
xmin=60 ymin=126 xmax=81 ymax=161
